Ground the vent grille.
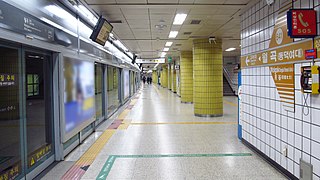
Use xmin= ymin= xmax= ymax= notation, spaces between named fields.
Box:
xmin=175 ymin=44 xmax=182 ymax=46
xmin=109 ymin=20 xmax=122 ymax=24
xmin=183 ymin=32 xmax=192 ymax=35
xmin=190 ymin=20 xmax=201 ymax=24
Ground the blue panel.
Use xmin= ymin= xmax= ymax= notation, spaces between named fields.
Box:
xmin=238 ymin=71 xmax=242 ymax=140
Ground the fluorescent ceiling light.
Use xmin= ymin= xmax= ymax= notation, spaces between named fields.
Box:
xmin=76 ymin=5 xmax=98 ymax=24
xmin=163 ymin=48 xmax=169 ymax=52
xmin=165 ymin=41 xmax=173 ymax=46
xmin=225 ymin=47 xmax=236 ymax=52
xmin=165 ymin=42 xmax=173 ymax=46
xmin=40 ymin=17 xmax=77 ymax=37
xmin=161 ymin=52 xmax=167 ymax=57
xmin=45 ymin=5 xmax=74 ymax=20
xmin=173 ymin=14 xmax=187 ymax=25
xmin=79 ymin=5 xmax=92 ymax=18
xmin=169 ymin=31 xmax=178 ymax=38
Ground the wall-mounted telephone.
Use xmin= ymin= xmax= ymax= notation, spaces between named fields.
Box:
xmin=301 ymin=66 xmax=320 ymax=94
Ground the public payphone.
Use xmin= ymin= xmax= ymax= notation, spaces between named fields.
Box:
xmin=301 ymin=66 xmax=320 ymax=94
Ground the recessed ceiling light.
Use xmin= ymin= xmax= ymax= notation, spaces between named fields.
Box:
xmin=173 ymin=14 xmax=187 ymax=25
xmin=225 ymin=48 xmax=236 ymax=52
xmin=169 ymin=31 xmax=178 ymax=38
xmin=165 ymin=42 xmax=173 ymax=46
xmin=163 ymin=48 xmax=169 ymax=51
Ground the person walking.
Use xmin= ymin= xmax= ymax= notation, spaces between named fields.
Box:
xmin=142 ymin=76 xmax=146 ymax=84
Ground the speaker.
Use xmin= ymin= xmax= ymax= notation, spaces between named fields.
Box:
xmin=132 ymin=54 xmax=137 ymax=64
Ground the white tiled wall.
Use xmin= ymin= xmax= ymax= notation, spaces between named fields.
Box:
xmin=241 ymin=0 xmax=320 ymax=179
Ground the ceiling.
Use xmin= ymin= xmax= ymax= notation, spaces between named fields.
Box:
xmin=83 ymin=0 xmax=255 ymax=63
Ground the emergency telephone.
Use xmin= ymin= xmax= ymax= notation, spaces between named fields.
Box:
xmin=301 ymin=66 xmax=320 ymax=94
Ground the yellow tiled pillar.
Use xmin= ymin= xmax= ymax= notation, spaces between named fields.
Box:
xmin=168 ymin=64 xmax=172 ymax=90
xmin=193 ymin=39 xmax=223 ymax=117
xmin=171 ymin=64 xmax=177 ymax=93
xmin=161 ymin=65 xmax=168 ymax=88
xmin=180 ymin=51 xmax=193 ymax=103
xmin=152 ymin=70 xmax=157 ymax=84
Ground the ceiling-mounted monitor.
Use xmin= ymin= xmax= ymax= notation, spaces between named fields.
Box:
xmin=90 ymin=16 xmax=113 ymax=46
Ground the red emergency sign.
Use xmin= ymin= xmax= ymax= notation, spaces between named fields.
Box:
xmin=287 ymin=9 xmax=317 ymax=38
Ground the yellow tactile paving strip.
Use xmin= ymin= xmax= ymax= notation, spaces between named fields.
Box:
xmin=61 ymin=92 xmax=141 ymax=179
xmin=118 ymin=109 xmax=130 ymax=119
xmin=61 ymin=129 xmax=116 ymax=179
xmin=130 ymin=99 xmax=138 ymax=105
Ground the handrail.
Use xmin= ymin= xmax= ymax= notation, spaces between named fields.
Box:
xmin=223 ymin=66 xmax=238 ymax=95
xmin=223 ymin=67 xmax=236 ymax=85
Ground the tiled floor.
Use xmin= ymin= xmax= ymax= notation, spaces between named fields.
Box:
xmin=42 ymin=84 xmax=286 ymax=180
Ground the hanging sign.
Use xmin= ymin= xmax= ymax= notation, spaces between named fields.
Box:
xmin=287 ymin=9 xmax=317 ymax=38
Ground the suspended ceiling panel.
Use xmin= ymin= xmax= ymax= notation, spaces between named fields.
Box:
xmin=84 ymin=0 xmax=253 ymax=58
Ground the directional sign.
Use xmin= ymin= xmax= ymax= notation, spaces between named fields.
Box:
xmin=136 ymin=59 xmax=165 ymax=64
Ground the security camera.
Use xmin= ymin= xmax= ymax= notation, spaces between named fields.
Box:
xmin=209 ymin=37 xmax=216 ymax=44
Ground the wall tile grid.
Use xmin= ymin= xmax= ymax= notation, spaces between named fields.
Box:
xmin=241 ymin=0 xmax=320 ymax=179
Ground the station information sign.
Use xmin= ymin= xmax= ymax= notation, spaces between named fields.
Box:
xmin=136 ymin=59 xmax=165 ymax=64
xmin=287 ymin=9 xmax=317 ymax=38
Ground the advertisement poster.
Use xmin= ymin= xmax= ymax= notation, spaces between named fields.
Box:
xmin=123 ymin=70 xmax=130 ymax=100
xmin=63 ymin=57 xmax=95 ymax=139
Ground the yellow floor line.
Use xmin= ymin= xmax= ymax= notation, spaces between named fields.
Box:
xmin=130 ymin=121 xmax=237 ymax=125
xmin=224 ymin=100 xmax=238 ymax=107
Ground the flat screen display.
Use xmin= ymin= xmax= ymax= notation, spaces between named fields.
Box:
xmin=63 ymin=57 xmax=95 ymax=141
xmin=123 ymin=69 xmax=130 ymax=100
xmin=90 ymin=17 xmax=113 ymax=46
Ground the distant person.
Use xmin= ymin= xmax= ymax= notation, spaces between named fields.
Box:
xmin=147 ymin=77 xmax=151 ymax=84
xmin=150 ymin=77 xmax=152 ymax=84
xmin=142 ymin=76 xmax=146 ymax=84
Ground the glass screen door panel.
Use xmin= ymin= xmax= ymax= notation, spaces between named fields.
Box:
xmin=0 ymin=45 xmax=22 ymax=179
xmin=25 ymin=51 xmax=53 ymax=171
xmin=95 ymin=64 xmax=103 ymax=119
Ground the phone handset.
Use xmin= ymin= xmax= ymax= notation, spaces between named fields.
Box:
xmin=300 ymin=73 xmax=309 ymax=90
xmin=298 ymin=13 xmax=309 ymax=27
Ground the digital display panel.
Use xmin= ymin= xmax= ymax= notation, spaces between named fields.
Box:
xmin=90 ymin=17 xmax=113 ymax=46
xmin=63 ymin=57 xmax=95 ymax=140
xmin=123 ymin=69 xmax=130 ymax=100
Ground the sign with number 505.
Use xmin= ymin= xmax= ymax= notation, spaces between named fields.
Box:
xmin=287 ymin=9 xmax=317 ymax=38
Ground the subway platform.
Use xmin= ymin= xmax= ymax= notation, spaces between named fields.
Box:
xmin=40 ymin=84 xmax=285 ymax=180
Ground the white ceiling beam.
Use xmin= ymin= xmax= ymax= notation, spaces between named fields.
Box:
xmin=89 ymin=4 xmax=246 ymax=9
